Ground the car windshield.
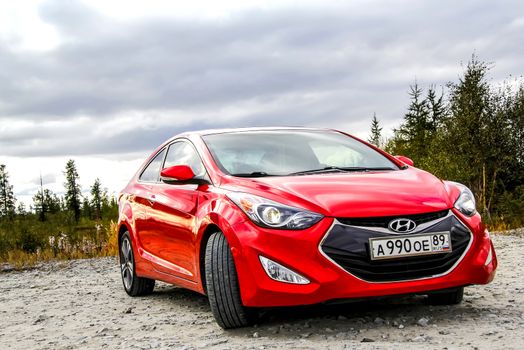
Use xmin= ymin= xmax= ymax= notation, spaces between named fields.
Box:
xmin=202 ymin=130 xmax=399 ymax=177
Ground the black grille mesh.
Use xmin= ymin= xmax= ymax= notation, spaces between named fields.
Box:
xmin=320 ymin=213 xmax=470 ymax=282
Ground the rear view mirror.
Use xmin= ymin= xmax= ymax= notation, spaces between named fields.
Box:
xmin=395 ymin=155 xmax=414 ymax=167
xmin=161 ymin=165 xmax=195 ymax=182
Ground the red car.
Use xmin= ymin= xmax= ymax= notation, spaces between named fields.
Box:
xmin=117 ymin=127 xmax=497 ymax=328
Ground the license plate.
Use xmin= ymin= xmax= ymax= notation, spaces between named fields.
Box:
xmin=369 ymin=232 xmax=452 ymax=260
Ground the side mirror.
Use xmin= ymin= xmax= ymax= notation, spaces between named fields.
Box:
xmin=161 ymin=165 xmax=195 ymax=182
xmin=395 ymin=155 xmax=414 ymax=167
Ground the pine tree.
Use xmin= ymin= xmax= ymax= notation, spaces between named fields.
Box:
xmin=16 ymin=202 xmax=27 ymax=216
xmin=90 ymin=178 xmax=103 ymax=220
xmin=368 ymin=113 xmax=383 ymax=148
xmin=34 ymin=174 xmax=47 ymax=221
xmin=33 ymin=188 xmax=61 ymax=221
xmin=388 ymin=83 xmax=432 ymax=163
xmin=426 ymin=86 xmax=446 ymax=132
xmin=0 ymin=164 xmax=16 ymax=219
xmin=508 ymin=85 xmax=524 ymax=180
xmin=64 ymin=160 xmax=82 ymax=222
xmin=82 ymin=197 xmax=92 ymax=219
xmin=444 ymin=56 xmax=514 ymax=216
xmin=399 ymin=83 xmax=431 ymax=148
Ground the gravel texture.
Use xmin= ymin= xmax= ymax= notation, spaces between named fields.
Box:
xmin=1 ymin=233 xmax=523 ymax=350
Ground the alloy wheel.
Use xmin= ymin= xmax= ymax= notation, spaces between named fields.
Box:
xmin=120 ymin=237 xmax=134 ymax=290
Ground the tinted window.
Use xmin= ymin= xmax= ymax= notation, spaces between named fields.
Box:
xmin=139 ymin=149 xmax=166 ymax=182
xmin=164 ymin=141 xmax=205 ymax=177
xmin=203 ymin=130 xmax=398 ymax=176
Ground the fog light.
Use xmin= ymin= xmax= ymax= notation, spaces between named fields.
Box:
xmin=259 ymin=256 xmax=309 ymax=284
xmin=485 ymin=245 xmax=493 ymax=266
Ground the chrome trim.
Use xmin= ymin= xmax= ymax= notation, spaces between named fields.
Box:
xmin=348 ymin=210 xmax=453 ymax=234
xmin=318 ymin=212 xmax=474 ymax=284
xmin=388 ymin=218 xmax=417 ymax=233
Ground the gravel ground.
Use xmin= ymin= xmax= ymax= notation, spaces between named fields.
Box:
xmin=1 ymin=233 xmax=523 ymax=350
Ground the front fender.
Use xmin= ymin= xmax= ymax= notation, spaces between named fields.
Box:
xmin=194 ymin=195 xmax=250 ymax=293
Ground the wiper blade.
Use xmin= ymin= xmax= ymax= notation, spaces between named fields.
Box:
xmin=231 ymin=171 xmax=276 ymax=178
xmin=288 ymin=166 xmax=395 ymax=176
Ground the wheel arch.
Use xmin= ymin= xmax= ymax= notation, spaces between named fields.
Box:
xmin=117 ymin=222 xmax=130 ymax=250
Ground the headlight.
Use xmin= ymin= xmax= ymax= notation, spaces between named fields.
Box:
xmin=452 ymin=182 xmax=477 ymax=216
xmin=226 ymin=192 xmax=323 ymax=229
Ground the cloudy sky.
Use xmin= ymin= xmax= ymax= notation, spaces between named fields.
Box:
xmin=1 ymin=0 xmax=523 ymax=206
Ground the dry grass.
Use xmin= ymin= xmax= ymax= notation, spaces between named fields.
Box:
xmin=101 ymin=220 xmax=119 ymax=257
xmin=1 ymin=218 xmax=521 ymax=271
xmin=0 ymin=220 xmax=119 ymax=270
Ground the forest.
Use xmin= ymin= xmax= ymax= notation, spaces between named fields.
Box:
xmin=0 ymin=160 xmax=119 ymax=267
xmin=371 ymin=56 xmax=523 ymax=230
xmin=0 ymin=56 xmax=522 ymax=267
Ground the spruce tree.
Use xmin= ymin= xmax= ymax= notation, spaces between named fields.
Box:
xmin=90 ymin=178 xmax=103 ymax=220
xmin=399 ymin=83 xmax=431 ymax=153
xmin=34 ymin=174 xmax=47 ymax=221
xmin=33 ymin=187 xmax=61 ymax=221
xmin=0 ymin=164 xmax=16 ymax=219
xmin=368 ymin=113 xmax=383 ymax=148
xmin=16 ymin=202 xmax=27 ymax=216
xmin=444 ymin=56 xmax=514 ymax=216
xmin=82 ymin=197 xmax=92 ymax=219
xmin=426 ymin=86 xmax=446 ymax=132
xmin=64 ymin=160 xmax=82 ymax=222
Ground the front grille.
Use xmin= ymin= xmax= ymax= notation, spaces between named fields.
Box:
xmin=320 ymin=212 xmax=471 ymax=282
xmin=337 ymin=209 xmax=449 ymax=228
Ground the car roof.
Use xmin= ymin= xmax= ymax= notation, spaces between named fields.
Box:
xmin=176 ymin=126 xmax=334 ymax=138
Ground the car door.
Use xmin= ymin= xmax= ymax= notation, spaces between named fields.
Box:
xmin=133 ymin=148 xmax=166 ymax=259
xmin=147 ymin=140 xmax=208 ymax=282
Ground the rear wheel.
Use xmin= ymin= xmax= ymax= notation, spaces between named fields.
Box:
xmin=427 ymin=287 xmax=464 ymax=305
xmin=119 ymin=231 xmax=155 ymax=296
xmin=205 ymin=231 xmax=255 ymax=329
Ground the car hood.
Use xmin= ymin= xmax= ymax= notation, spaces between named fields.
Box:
xmin=222 ymin=168 xmax=453 ymax=218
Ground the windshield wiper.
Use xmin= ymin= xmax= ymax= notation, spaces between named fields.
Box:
xmin=288 ymin=166 xmax=395 ymax=176
xmin=231 ymin=171 xmax=277 ymax=178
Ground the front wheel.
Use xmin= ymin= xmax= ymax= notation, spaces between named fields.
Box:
xmin=205 ymin=231 xmax=255 ymax=329
xmin=427 ymin=286 xmax=464 ymax=305
xmin=119 ymin=231 xmax=155 ymax=296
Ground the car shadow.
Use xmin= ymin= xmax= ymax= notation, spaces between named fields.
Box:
xmin=148 ymin=284 xmax=495 ymax=337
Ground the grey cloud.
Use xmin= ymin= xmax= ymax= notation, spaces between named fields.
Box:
xmin=0 ymin=0 xmax=523 ymax=157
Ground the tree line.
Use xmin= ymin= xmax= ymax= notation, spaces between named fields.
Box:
xmin=0 ymin=160 xmax=118 ymax=264
xmin=0 ymin=160 xmax=117 ymax=223
xmin=368 ymin=56 xmax=523 ymax=228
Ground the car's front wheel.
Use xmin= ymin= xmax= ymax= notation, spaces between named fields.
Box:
xmin=205 ymin=231 xmax=255 ymax=329
xmin=119 ymin=231 xmax=155 ymax=296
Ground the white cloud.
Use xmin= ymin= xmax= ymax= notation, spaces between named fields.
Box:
xmin=0 ymin=0 xmax=60 ymax=51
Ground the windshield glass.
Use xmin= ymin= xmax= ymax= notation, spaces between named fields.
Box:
xmin=202 ymin=130 xmax=398 ymax=176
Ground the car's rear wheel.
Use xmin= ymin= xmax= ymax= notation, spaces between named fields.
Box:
xmin=119 ymin=231 xmax=155 ymax=296
xmin=427 ymin=286 xmax=464 ymax=305
xmin=205 ymin=231 xmax=255 ymax=329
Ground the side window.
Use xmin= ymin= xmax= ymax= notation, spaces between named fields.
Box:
xmin=139 ymin=149 xmax=166 ymax=182
xmin=164 ymin=142 xmax=205 ymax=177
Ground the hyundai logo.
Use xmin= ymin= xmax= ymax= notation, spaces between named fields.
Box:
xmin=388 ymin=218 xmax=417 ymax=233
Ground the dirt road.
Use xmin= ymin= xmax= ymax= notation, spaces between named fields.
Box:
xmin=1 ymin=233 xmax=523 ymax=350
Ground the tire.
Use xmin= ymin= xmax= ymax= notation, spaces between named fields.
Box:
xmin=205 ymin=231 xmax=255 ymax=329
xmin=119 ymin=231 xmax=155 ymax=296
xmin=427 ymin=287 xmax=464 ymax=305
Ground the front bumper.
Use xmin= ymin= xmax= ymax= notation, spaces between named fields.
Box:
xmin=230 ymin=209 xmax=497 ymax=307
